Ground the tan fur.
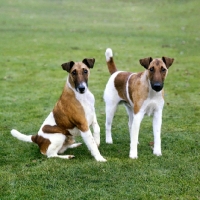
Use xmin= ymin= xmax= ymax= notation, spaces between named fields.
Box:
xmin=42 ymin=125 xmax=71 ymax=135
xmin=68 ymin=62 xmax=90 ymax=89
xmin=31 ymin=135 xmax=51 ymax=155
xmin=113 ymin=71 xmax=149 ymax=114
xmin=114 ymin=72 xmax=132 ymax=102
xmin=53 ymin=84 xmax=89 ymax=132
xmin=128 ymin=72 xmax=149 ymax=114
xmin=107 ymin=57 xmax=118 ymax=74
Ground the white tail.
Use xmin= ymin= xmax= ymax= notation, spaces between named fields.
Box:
xmin=105 ymin=48 xmax=113 ymax=62
xmin=105 ymin=48 xmax=117 ymax=75
xmin=11 ymin=129 xmax=33 ymax=143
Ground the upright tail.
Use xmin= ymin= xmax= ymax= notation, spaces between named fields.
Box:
xmin=11 ymin=129 xmax=33 ymax=143
xmin=105 ymin=48 xmax=118 ymax=75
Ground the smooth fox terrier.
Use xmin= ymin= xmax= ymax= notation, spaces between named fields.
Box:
xmin=11 ymin=58 xmax=106 ymax=162
xmin=104 ymin=48 xmax=174 ymax=159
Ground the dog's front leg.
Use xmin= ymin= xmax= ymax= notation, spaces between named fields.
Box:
xmin=153 ymin=110 xmax=162 ymax=156
xmin=81 ymin=130 xmax=106 ymax=162
xmin=129 ymin=112 xmax=144 ymax=159
xmin=91 ymin=113 xmax=100 ymax=147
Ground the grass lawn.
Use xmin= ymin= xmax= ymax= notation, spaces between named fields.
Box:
xmin=0 ymin=0 xmax=200 ymax=199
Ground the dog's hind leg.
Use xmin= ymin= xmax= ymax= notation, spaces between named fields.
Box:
xmin=105 ymin=103 xmax=118 ymax=144
xmin=46 ymin=134 xmax=75 ymax=159
xmin=58 ymin=135 xmax=82 ymax=154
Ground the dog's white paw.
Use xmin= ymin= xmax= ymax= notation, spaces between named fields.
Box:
xmin=129 ymin=155 xmax=138 ymax=159
xmin=106 ymin=137 xmax=113 ymax=144
xmin=73 ymin=143 xmax=82 ymax=148
xmin=153 ymin=151 xmax=162 ymax=156
xmin=153 ymin=147 xmax=162 ymax=156
xmin=49 ymin=155 xmax=75 ymax=159
xmin=129 ymin=152 xmax=138 ymax=159
xmin=129 ymin=150 xmax=138 ymax=159
xmin=68 ymin=143 xmax=82 ymax=149
xmin=67 ymin=155 xmax=75 ymax=159
xmin=95 ymin=155 xmax=107 ymax=162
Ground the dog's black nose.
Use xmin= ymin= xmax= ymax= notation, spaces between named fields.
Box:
xmin=78 ymin=85 xmax=85 ymax=93
xmin=152 ymin=82 xmax=163 ymax=92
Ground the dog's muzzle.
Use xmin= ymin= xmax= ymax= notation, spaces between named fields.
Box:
xmin=77 ymin=83 xmax=87 ymax=94
xmin=151 ymin=82 xmax=163 ymax=92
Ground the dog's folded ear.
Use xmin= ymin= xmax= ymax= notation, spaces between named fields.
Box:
xmin=82 ymin=58 xmax=95 ymax=68
xmin=162 ymin=57 xmax=174 ymax=68
xmin=139 ymin=57 xmax=153 ymax=69
xmin=61 ymin=61 xmax=75 ymax=72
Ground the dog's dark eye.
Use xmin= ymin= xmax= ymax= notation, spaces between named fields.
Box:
xmin=72 ymin=70 xmax=76 ymax=75
xmin=149 ymin=67 xmax=154 ymax=72
xmin=83 ymin=69 xmax=88 ymax=74
xmin=161 ymin=67 xmax=166 ymax=72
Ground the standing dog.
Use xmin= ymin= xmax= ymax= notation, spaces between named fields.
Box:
xmin=104 ymin=48 xmax=174 ymax=159
xmin=11 ymin=58 xmax=106 ymax=162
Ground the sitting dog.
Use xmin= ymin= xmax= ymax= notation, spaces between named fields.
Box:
xmin=11 ymin=58 xmax=106 ymax=162
xmin=104 ymin=48 xmax=174 ymax=159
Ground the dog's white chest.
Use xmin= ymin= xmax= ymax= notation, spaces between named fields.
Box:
xmin=142 ymin=92 xmax=164 ymax=116
xmin=75 ymin=89 xmax=95 ymax=123
xmin=68 ymin=90 xmax=95 ymax=136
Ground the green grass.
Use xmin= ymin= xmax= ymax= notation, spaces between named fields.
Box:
xmin=0 ymin=0 xmax=200 ymax=199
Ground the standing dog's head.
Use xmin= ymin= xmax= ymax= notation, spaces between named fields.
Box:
xmin=61 ymin=58 xmax=95 ymax=94
xmin=139 ymin=57 xmax=174 ymax=92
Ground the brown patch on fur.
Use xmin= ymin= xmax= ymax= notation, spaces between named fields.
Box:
xmin=128 ymin=72 xmax=149 ymax=114
xmin=107 ymin=57 xmax=117 ymax=74
xmin=31 ymin=135 xmax=51 ymax=155
xmin=53 ymin=85 xmax=88 ymax=132
xmin=114 ymin=72 xmax=132 ymax=102
xmin=42 ymin=125 xmax=71 ymax=135
xmin=114 ymin=71 xmax=149 ymax=114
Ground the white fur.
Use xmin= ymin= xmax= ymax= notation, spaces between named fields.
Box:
xmin=105 ymin=48 xmax=113 ymax=62
xmin=104 ymin=64 xmax=164 ymax=159
xmin=11 ymin=129 xmax=32 ymax=142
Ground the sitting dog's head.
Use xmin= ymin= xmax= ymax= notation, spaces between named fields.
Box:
xmin=139 ymin=57 xmax=174 ymax=92
xmin=61 ymin=58 xmax=95 ymax=94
